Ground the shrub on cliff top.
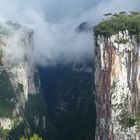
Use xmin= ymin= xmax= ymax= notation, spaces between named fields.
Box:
xmin=94 ymin=11 xmax=140 ymax=41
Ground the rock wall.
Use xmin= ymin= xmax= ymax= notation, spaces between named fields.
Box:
xmin=94 ymin=31 xmax=140 ymax=140
xmin=0 ymin=22 xmax=38 ymax=130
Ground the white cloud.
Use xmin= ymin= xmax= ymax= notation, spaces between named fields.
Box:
xmin=0 ymin=0 xmax=139 ymax=66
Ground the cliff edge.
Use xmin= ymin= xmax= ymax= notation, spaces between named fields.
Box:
xmin=94 ymin=12 xmax=140 ymax=140
xmin=0 ymin=22 xmax=48 ymax=139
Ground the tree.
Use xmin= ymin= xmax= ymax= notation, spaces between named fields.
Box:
xmin=104 ymin=13 xmax=112 ymax=17
xmin=94 ymin=11 xmax=140 ymax=40
xmin=20 ymin=134 xmax=43 ymax=140
xmin=119 ymin=11 xmax=127 ymax=15
xmin=130 ymin=11 xmax=140 ymax=16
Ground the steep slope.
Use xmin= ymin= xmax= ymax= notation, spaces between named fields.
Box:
xmin=0 ymin=22 xmax=48 ymax=139
xmin=39 ymin=62 xmax=96 ymax=140
xmin=94 ymin=13 xmax=140 ymax=140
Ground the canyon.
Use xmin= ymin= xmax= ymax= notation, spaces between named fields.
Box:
xmin=1 ymin=12 xmax=140 ymax=140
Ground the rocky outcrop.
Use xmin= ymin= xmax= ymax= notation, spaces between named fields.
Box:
xmin=0 ymin=118 xmax=13 ymax=130
xmin=94 ymin=31 xmax=140 ymax=140
xmin=0 ymin=22 xmax=38 ymax=130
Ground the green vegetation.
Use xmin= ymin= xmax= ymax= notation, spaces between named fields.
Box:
xmin=119 ymin=110 xmax=135 ymax=129
xmin=0 ymin=63 xmax=95 ymax=140
xmin=0 ymin=68 xmax=15 ymax=118
xmin=38 ymin=63 xmax=96 ymax=140
xmin=114 ymin=38 xmax=129 ymax=44
xmin=94 ymin=11 xmax=140 ymax=41
xmin=20 ymin=134 xmax=43 ymax=140
xmin=119 ymin=111 xmax=140 ymax=130
xmin=0 ymin=127 xmax=9 ymax=139
xmin=134 ymin=115 xmax=140 ymax=131
xmin=8 ymin=93 xmax=53 ymax=140
xmin=111 ymin=80 xmax=117 ymax=89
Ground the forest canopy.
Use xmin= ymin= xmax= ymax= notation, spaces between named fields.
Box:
xmin=94 ymin=11 xmax=140 ymax=40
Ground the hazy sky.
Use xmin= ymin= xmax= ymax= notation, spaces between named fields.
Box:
xmin=0 ymin=0 xmax=139 ymax=66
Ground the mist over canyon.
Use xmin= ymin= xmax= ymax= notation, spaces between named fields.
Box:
xmin=0 ymin=0 xmax=139 ymax=66
xmin=0 ymin=0 xmax=140 ymax=140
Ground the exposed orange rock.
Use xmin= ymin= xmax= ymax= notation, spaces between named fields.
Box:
xmin=95 ymin=32 xmax=140 ymax=140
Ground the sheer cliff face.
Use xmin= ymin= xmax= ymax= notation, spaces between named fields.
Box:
xmin=0 ymin=22 xmax=38 ymax=130
xmin=95 ymin=31 xmax=140 ymax=140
